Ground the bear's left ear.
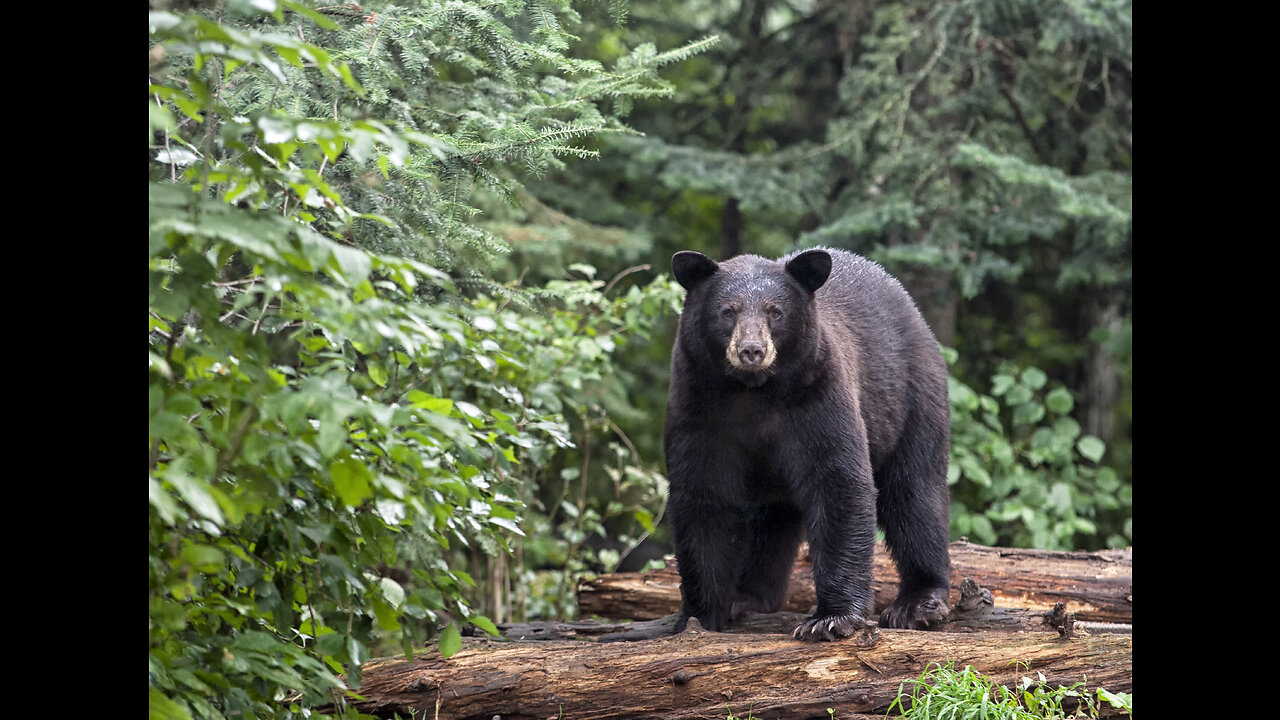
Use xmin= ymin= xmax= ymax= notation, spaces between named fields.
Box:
xmin=785 ymin=249 xmax=832 ymax=293
xmin=672 ymin=251 xmax=719 ymax=290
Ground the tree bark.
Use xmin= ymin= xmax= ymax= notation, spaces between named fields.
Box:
xmin=340 ymin=621 xmax=1132 ymax=720
xmin=896 ymin=264 xmax=958 ymax=349
xmin=578 ymin=539 xmax=1132 ymax=624
xmin=1082 ymin=295 xmax=1123 ymax=445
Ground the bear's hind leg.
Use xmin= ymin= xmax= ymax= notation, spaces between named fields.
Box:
xmin=876 ymin=413 xmax=953 ymax=630
xmin=731 ymin=503 xmax=803 ymax=619
xmin=670 ymin=501 xmax=746 ymax=633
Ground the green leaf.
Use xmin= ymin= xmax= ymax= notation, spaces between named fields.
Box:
xmin=330 ymin=457 xmax=373 ymax=507
xmin=1047 ymin=483 xmax=1071 ymax=514
xmin=455 ymin=401 xmax=484 ymax=419
xmin=379 ymin=576 xmax=405 ymax=608
xmin=1020 ymin=367 xmax=1047 ymax=390
xmin=438 ymin=623 xmax=462 ymax=658
xmin=330 ymin=245 xmax=372 ymax=287
xmin=228 ymin=0 xmax=279 ymax=17
xmin=1077 ymin=436 xmax=1106 ymax=463
xmin=1005 ymin=384 xmax=1033 ymax=405
xmin=946 ymin=462 xmax=961 ymax=485
xmin=969 ymin=515 xmax=996 ymax=545
xmin=1045 ymin=387 xmax=1074 ymax=414
xmin=180 ymin=544 xmax=225 ymax=572
xmin=1072 ymin=517 xmax=1098 ymax=534
xmin=316 ymin=419 xmax=347 ymax=459
xmin=372 ymin=598 xmax=401 ymax=632
xmin=347 ymin=635 xmax=366 ymax=667
xmin=167 ymin=473 xmax=225 ymax=525
xmin=958 ymin=455 xmax=991 ymax=487
xmin=149 ymin=477 xmax=185 ymax=526
xmin=334 ymin=62 xmax=365 ymax=96
xmin=408 ymin=390 xmax=453 ymax=415
xmin=149 ymin=687 xmax=193 ymax=720
xmin=991 ymin=374 xmax=1015 ymax=396
xmin=634 ymin=508 xmax=655 ymax=534
xmin=488 ymin=516 xmax=525 ymax=535
xmin=1012 ymin=402 xmax=1045 ymax=427
xmin=298 ymin=524 xmax=333 ymax=545
xmin=1097 ymin=688 xmax=1132 ymax=711
xmin=469 ymin=615 xmax=500 ymax=636
xmin=281 ymin=0 xmax=339 ymax=29
xmin=576 ymin=337 xmax=602 ymax=359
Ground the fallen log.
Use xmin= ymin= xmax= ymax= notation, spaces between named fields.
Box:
xmin=341 ymin=621 xmax=1132 ymax=720
xmin=578 ymin=539 xmax=1132 ymax=624
xmin=497 ymin=579 xmax=1130 ymax=641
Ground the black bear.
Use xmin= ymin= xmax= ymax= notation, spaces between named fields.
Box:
xmin=664 ymin=247 xmax=952 ymax=642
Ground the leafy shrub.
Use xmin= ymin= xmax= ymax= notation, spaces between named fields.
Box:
xmin=946 ymin=349 xmax=1131 ymax=550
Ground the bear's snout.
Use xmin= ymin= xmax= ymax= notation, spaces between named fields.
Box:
xmin=738 ymin=341 xmax=767 ymax=366
xmin=726 ymin=318 xmax=776 ymax=374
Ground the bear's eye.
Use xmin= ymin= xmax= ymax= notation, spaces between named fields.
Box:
xmin=769 ymin=308 xmax=783 ymax=320
xmin=720 ymin=308 xmax=737 ymax=320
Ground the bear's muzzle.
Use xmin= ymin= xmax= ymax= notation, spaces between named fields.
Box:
xmin=726 ymin=316 xmax=777 ymax=376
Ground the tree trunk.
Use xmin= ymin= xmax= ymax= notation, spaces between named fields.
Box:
xmin=340 ymin=622 xmax=1131 ymax=720
xmin=897 ymin=264 xmax=958 ymax=349
xmin=578 ymin=539 xmax=1132 ymax=624
xmin=1082 ymin=295 xmax=1123 ymax=445
xmin=720 ymin=196 xmax=744 ymax=259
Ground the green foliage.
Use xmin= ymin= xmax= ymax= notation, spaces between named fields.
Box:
xmin=887 ymin=661 xmax=1132 ymax=719
xmin=945 ymin=349 xmax=1130 ymax=550
xmin=433 ymin=267 xmax=683 ymax=622
xmin=149 ymin=2 xmax=706 ymax=717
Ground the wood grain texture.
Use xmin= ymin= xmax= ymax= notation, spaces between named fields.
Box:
xmin=344 ymin=624 xmax=1131 ymax=719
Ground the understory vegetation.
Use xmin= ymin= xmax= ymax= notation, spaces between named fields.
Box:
xmin=887 ymin=662 xmax=1133 ymax=720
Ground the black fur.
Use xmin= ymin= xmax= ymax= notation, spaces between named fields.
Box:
xmin=664 ymin=247 xmax=952 ymax=641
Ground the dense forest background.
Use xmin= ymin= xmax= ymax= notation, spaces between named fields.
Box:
xmin=148 ymin=1 xmax=1130 ymax=716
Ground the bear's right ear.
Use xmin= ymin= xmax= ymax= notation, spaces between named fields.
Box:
xmin=672 ymin=251 xmax=719 ymax=290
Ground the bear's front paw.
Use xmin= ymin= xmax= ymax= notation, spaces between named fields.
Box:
xmin=791 ymin=612 xmax=879 ymax=645
xmin=879 ymin=590 xmax=950 ymax=630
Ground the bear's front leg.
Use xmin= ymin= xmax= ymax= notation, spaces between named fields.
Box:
xmin=788 ymin=448 xmax=879 ymax=644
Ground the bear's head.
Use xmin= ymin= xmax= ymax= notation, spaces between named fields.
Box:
xmin=672 ymin=248 xmax=832 ymax=388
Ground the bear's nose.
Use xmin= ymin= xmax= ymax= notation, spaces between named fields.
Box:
xmin=738 ymin=341 xmax=767 ymax=366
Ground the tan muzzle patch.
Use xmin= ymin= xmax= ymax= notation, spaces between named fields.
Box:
xmin=727 ymin=320 xmax=776 ymax=371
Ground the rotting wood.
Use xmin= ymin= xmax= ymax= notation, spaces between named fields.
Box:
xmin=337 ymin=619 xmax=1133 ymax=720
xmin=578 ymin=539 xmax=1132 ymax=624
